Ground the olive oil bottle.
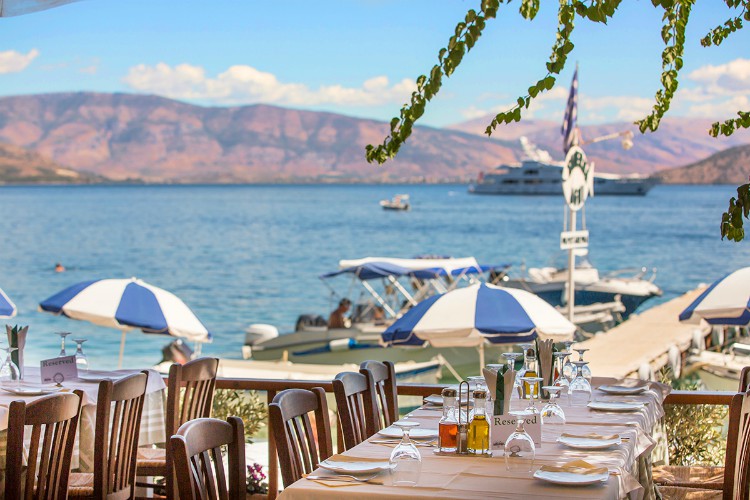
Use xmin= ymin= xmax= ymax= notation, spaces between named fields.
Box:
xmin=467 ymin=389 xmax=490 ymax=456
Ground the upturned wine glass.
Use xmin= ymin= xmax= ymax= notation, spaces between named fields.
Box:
xmin=562 ymin=341 xmax=575 ymax=379
xmin=501 ymin=352 xmax=523 ymax=399
xmin=574 ymin=348 xmax=592 ymax=381
xmin=56 ymin=331 xmax=72 ymax=357
xmin=73 ymin=338 xmax=89 ymax=372
xmin=569 ymin=360 xmax=592 ymax=407
xmin=389 ymin=420 xmax=422 ymax=486
xmin=521 ymin=376 xmax=543 ymax=414
xmin=0 ymin=346 xmax=20 ymax=386
xmin=504 ymin=410 xmax=535 ymax=472
xmin=540 ymin=386 xmax=566 ymax=424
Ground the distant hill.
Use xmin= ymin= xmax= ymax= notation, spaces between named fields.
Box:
xmin=1 ymin=92 xmax=749 ymax=183
xmin=0 ymin=93 xmax=516 ymax=183
xmin=656 ymin=144 xmax=750 ymax=184
xmin=0 ymin=142 xmax=105 ymax=184
xmin=447 ymin=116 xmax=750 ymax=176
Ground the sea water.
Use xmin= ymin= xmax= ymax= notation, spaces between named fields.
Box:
xmin=0 ymin=184 xmax=747 ymax=369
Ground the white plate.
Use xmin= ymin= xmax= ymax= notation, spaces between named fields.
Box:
xmin=557 ymin=435 xmax=621 ymax=450
xmin=377 ymin=426 xmax=438 ymax=440
xmin=533 ymin=469 xmax=609 ymax=485
xmin=423 ymin=394 xmax=443 ymax=406
xmin=588 ymin=401 xmax=644 ymax=412
xmin=598 ymin=384 xmax=649 ymax=395
xmin=77 ymin=374 xmax=127 ymax=382
xmin=1 ymin=386 xmax=63 ymax=396
xmin=318 ymin=459 xmax=395 ymax=474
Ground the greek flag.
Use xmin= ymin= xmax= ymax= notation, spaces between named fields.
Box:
xmin=561 ymin=67 xmax=579 ymax=154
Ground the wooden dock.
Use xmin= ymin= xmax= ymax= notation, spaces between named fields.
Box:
xmin=581 ymin=287 xmax=708 ymax=380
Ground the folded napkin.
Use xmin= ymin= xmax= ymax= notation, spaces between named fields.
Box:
xmin=536 ymin=339 xmax=554 ymax=398
xmin=560 ymin=432 xmax=620 ymax=441
xmin=6 ymin=325 xmax=27 ymax=379
xmin=482 ymin=368 xmax=497 ymax=397
xmin=539 ymin=460 xmax=608 ymax=475
xmin=488 ymin=366 xmax=515 ymax=416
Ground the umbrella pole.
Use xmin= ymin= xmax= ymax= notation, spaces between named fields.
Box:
xmin=118 ymin=329 xmax=128 ymax=369
xmin=479 ymin=342 xmax=485 ymax=370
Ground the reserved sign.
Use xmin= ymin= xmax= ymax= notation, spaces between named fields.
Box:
xmin=41 ymin=355 xmax=78 ymax=384
xmin=490 ymin=413 xmax=542 ymax=452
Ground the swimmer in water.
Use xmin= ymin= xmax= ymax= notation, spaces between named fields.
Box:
xmin=54 ymin=263 xmax=65 ymax=273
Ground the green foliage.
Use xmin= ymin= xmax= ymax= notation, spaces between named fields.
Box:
xmin=721 ymin=182 xmax=750 ymax=241
xmin=212 ymin=389 xmax=267 ymax=443
xmin=365 ymin=0 xmax=750 ymax=241
xmin=664 ymin=376 xmax=728 ymax=466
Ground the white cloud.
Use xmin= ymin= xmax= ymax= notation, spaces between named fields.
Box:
xmin=688 ymin=58 xmax=750 ymax=93
xmin=581 ymin=96 xmax=654 ymax=122
xmin=0 ymin=49 xmax=39 ymax=74
xmin=459 ymin=85 xmax=568 ymax=120
xmin=122 ymin=62 xmax=416 ymax=107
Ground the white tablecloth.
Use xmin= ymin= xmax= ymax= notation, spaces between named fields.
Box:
xmin=279 ymin=377 xmax=670 ymax=500
xmin=0 ymin=367 xmax=166 ymax=472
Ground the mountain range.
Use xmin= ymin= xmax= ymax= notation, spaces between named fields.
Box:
xmin=0 ymin=92 xmax=747 ymax=183
xmin=0 ymin=142 xmax=103 ymax=184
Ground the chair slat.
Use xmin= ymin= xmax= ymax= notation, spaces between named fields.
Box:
xmin=360 ymin=360 xmax=399 ymax=435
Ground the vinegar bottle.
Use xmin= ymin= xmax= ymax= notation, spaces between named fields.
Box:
xmin=438 ymin=388 xmax=458 ymax=453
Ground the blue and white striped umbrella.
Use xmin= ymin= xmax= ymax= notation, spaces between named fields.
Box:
xmin=0 ymin=287 xmax=16 ymax=319
xmin=679 ymin=267 xmax=750 ymax=326
xmin=382 ymin=283 xmax=575 ymax=347
xmin=40 ymin=278 xmax=210 ymax=366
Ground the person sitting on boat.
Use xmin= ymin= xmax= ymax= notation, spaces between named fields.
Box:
xmin=328 ymin=298 xmax=351 ymax=329
xmin=372 ymin=306 xmax=385 ymax=325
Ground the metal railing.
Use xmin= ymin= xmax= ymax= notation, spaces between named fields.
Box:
xmin=212 ymin=377 xmax=734 ymax=499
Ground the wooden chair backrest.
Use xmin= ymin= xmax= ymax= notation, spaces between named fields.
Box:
xmin=725 ymin=391 xmax=750 ymax=500
xmin=269 ymin=388 xmax=333 ymax=487
xmin=333 ymin=371 xmax=377 ymax=449
xmin=94 ymin=371 xmax=149 ymax=499
xmin=740 ymin=366 xmax=750 ymax=393
xmin=170 ymin=417 xmax=246 ymax=500
xmin=165 ymin=357 xmax=219 ymax=499
xmin=6 ymin=390 xmax=83 ymax=500
xmin=359 ymin=360 xmax=398 ymax=430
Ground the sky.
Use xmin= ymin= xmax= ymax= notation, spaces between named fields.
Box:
xmin=0 ymin=0 xmax=749 ymax=128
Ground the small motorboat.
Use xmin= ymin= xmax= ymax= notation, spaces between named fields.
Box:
xmin=380 ymin=194 xmax=410 ymax=211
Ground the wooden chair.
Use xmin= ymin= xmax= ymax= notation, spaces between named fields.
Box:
xmin=333 ymin=371 xmax=378 ymax=449
xmin=359 ymin=360 xmax=398 ymax=431
xmin=655 ymin=391 xmax=750 ymax=499
xmin=68 ymin=371 xmax=149 ymax=499
xmin=169 ymin=417 xmax=245 ymax=500
xmin=269 ymin=388 xmax=333 ymax=487
xmin=6 ymin=390 xmax=84 ymax=499
xmin=740 ymin=366 xmax=750 ymax=393
xmin=136 ymin=357 xmax=219 ymax=499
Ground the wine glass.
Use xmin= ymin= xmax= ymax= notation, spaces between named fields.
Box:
xmin=540 ymin=386 xmax=566 ymax=424
xmin=57 ymin=331 xmax=72 ymax=357
xmin=73 ymin=339 xmax=89 ymax=372
xmin=0 ymin=346 xmax=20 ymax=387
xmin=521 ymin=376 xmax=543 ymax=414
xmin=574 ymin=348 xmax=592 ymax=381
xmin=389 ymin=420 xmax=422 ymax=486
xmin=501 ymin=352 xmax=523 ymax=399
xmin=504 ymin=410 xmax=535 ymax=472
xmin=562 ymin=341 xmax=575 ymax=379
xmin=569 ymin=360 xmax=592 ymax=407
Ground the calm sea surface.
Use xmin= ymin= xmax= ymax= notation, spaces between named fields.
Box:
xmin=0 ymin=184 xmax=748 ymax=368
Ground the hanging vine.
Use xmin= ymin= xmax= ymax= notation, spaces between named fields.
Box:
xmin=366 ymin=0 xmax=750 ymax=241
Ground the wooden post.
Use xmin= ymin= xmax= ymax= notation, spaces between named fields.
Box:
xmin=267 ymin=389 xmax=278 ymax=500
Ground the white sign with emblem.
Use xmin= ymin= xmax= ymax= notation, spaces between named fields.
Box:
xmin=562 ymin=146 xmax=594 ymax=212
xmin=560 ymin=229 xmax=589 ymax=250
xmin=491 ymin=413 xmax=541 ymax=452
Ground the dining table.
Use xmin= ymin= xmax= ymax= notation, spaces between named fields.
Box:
xmin=279 ymin=376 xmax=670 ymax=500
xmin=0 ymin=367 xmax=167 ymax=474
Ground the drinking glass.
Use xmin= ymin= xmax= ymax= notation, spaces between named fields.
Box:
xmin=73 ymin=339 xmax=89 ymax=372
xmin=521 ymin=376 xmax=543 ymax=414
xmin=562 ymin=341 xmax=575 ymax=379
xmin=57 ymin=331 xmax=72 ymax=357
xmin=574 ymin=348 xmax=592 ymax=381
xmin=389 ymin=420 xmax=422 ymax=486
xmin=553 ymin=351 xmax=571 ymax=388
xmin=540 ymin=386 xmax=566 ymax=424
xmin=501 ymin=352 xmax=523 ymax=399
xmin=0 ymin=346 xmax=20 ymax=386
xmin=569 ymin=361 xmax=592 ymax=407
xmin=486 ymin=364 xmax=505 ymax=373
xmin=504 ymin=410 xmax=535 ymax=472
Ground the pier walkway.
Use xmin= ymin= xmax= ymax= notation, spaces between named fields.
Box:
xmin=581 ymin=287 xmax=708 ymax=379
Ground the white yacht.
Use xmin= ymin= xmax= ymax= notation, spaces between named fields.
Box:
xmin=469 ymin=138 xmax=657 ymax=196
